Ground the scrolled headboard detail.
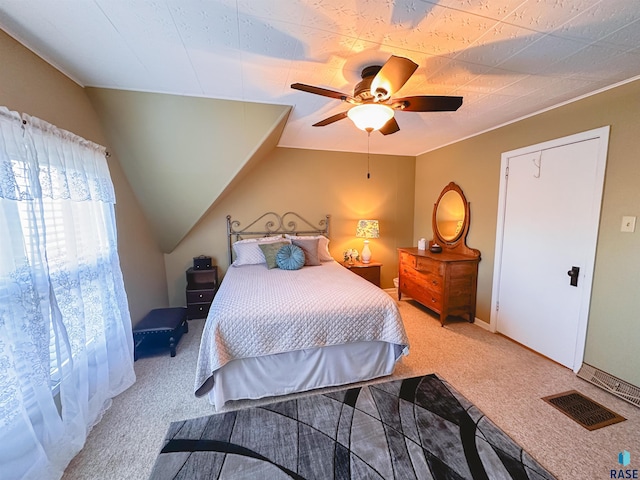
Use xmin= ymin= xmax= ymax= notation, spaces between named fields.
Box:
xmin=227 ymin=212 xmax=330 ymax=265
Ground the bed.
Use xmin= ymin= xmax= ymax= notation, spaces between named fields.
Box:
xmin=194 ymin=212 xmax=409 ymax=409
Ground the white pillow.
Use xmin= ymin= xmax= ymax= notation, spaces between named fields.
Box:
xmin=232 ymin=236 xmax=288 ymax=266
xmin=234 ymin=236 xmax=283 ymax=244
xmin=285 ymin=234 xmax=332 ymax=262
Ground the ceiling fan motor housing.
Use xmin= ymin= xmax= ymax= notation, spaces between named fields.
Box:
xmin=354 ymin=65 xmax=383 ymax=102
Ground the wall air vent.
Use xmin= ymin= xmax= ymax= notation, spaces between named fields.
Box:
xmin=577 ymin=363 xmax=640 ymax=409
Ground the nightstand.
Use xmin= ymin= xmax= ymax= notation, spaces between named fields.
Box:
xmin=341 ymin=261 xmax=382 ymax=287
xmin=186 ymin=267 xmax=218 ymax=319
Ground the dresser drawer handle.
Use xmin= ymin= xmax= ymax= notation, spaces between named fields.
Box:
xmin=199 ymin=306 xmax=204 ymax=311
xmin=199 ymin=294 xmax=203 ymax=298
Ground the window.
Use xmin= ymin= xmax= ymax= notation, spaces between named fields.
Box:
xmin=0 ymin=107 xmax=135 ymax=479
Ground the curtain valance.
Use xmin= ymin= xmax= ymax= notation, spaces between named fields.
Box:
xmin=0 ymin=107 xmax=115 ymax=203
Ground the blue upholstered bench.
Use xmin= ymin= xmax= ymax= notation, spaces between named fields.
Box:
xmin=132 ymin=307 xmax=188 ymax=360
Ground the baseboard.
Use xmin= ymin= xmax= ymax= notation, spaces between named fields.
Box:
xmin=473 ymin=318 xmax=490 ymax=330
xmin=577 ymin=363 xmax=640 ymax=408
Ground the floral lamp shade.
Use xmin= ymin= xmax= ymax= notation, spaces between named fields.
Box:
xmin=356 ymin=219 xmax=379 ymax=263
xmin=356 ymin=219 xmax=380 ymax=239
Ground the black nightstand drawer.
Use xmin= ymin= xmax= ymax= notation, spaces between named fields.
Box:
xmin=186 ymin=289 xmax=216 ymax=304
xmin=187 ymin=302 xmax=212 ymax=319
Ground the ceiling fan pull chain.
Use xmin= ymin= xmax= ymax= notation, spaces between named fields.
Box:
xmin=367 ymin=131 xmax=371 ymax=179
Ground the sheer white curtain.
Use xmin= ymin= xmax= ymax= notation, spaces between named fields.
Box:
xmin=0 ymin=107 xmax=135 ymax=480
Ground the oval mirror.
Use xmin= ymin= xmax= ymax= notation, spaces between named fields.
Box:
xmin=430 ymin=182 xmax=479 ymax=257
xmin=435 ymin=190 xmax=466 ymax=242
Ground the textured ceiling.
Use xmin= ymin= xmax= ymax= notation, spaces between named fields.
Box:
xmin=1 ymin=0 xmax=639 ymax=156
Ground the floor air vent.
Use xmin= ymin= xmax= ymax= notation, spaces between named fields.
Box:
xmin=542 ymin=390 xmax=626 ymax=430
xmin=577 ymin=363 xmax=640 ymax=409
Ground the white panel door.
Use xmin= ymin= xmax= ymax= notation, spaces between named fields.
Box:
xmin=493 ymin=128 xmax=608 ymax=370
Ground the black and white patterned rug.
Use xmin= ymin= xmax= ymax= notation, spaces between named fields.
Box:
xmin=151 ymin=374 xmax=556 ymax=479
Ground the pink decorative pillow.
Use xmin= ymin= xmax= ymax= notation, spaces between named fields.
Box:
xmin=285 ymin=235 xmax=332 ymax=261
xmin=291 ymin=238 xmax=321 ymax=266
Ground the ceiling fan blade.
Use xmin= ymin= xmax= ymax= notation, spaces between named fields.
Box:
xmin=291 ymin=83 xmax=351 ymax=101
xmin=379 ymin=117 xmax=400 ymax=135
xmin=393 ymin=95 xmax=463 ymax=112
xmin=312 ymin=111 xmax=349 ymax=127
xmin=370 ymin=56 xmax=418 ymax=102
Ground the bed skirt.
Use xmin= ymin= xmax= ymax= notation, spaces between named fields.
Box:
xmin=207 ymin=341 xmax=401 ymax=409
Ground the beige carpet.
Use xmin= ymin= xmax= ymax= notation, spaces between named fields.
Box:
xmin=63 ymin=295 xmax=639 ymax=480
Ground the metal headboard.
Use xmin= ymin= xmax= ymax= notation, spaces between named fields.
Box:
xmin=227 ymin=212 xmax=331 ymax=265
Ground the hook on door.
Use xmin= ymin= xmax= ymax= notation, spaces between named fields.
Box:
xmin=532 ymin=152 xmax=542 ymax=178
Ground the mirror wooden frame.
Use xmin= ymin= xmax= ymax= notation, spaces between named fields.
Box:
xmin=431 ymin=182 xmax=480 ymax=257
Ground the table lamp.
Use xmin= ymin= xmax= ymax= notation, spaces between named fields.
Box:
xmin=356 ymin=219 xmax=379 ymax=264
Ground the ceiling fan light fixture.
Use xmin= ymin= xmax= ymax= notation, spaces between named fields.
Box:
xmin=293 ymin=55 xmax=462 ymax=134
xmin=347 ymin=104 xmax=394 ymax=132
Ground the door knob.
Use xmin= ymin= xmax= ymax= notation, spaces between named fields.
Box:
xmin=567 ymin=266 xmax=580 ymax=287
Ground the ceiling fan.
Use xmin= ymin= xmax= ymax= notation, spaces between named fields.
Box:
xmin=291 ymin=55 xmax=463 ymax=135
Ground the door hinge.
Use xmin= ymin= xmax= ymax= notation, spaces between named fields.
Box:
xmin=505 ymin=166 xmax=509 ymax=178
xmin=496 ymin=301 xmax=499 ymax=312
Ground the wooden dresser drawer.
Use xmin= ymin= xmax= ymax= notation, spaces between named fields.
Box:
xmin=400 ymin=277 xmax=443 ymax=312
xmin=399 ymin=251 xmax=416 ymax=268
xmin=421 ymin=271 xmax=442 ymax=290
xmin=415 ymin=256 xmax=442 ymax=275
xmin=417 ymin=288 xmax=443 ymax=311
xmin=401 ymin=264 xmax=442 ymax=289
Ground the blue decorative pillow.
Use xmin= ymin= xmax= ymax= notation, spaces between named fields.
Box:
xmin=276 ymin=244 xmax=305 ymax=270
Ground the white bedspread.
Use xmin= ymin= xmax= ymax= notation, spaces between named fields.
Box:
xmin=194 ymin=261 xmax=408 ymax=396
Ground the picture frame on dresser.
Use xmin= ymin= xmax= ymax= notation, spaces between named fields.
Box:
xmin=398 ymin=182 xmax=481 ymax=326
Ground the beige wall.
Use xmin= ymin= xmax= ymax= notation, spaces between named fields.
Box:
xmin=0 ymin=30 xmax=168 ymax=324
xmin=415 ymin=79 xmax=640 ymax=386
xmin=165 ymin=147 xmax=415 ymax=305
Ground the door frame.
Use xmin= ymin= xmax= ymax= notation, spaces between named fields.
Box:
xmin=489 ymin=126 xmax=610 ymax=372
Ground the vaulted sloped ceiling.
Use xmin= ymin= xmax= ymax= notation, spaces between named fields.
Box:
xmin=3 ymin=1 xmax=640 ymax=156
xmin=86 ymin=88 xmax=290 ymax=252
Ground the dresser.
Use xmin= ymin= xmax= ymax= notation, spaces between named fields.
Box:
xmin=185 ymin=267 xmax=218 ymax=320
xmin=341 ymin=261 xmax=382 ymax=287
xmin=398 ymin=248 xmax=479 ymax=326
